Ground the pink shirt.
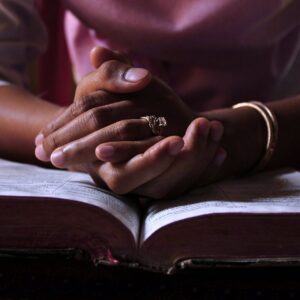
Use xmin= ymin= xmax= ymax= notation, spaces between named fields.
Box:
xmin=1 ymin=0 xmax=300 ymax=111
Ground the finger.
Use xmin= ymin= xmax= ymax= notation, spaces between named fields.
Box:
xmin=134 ymin=118 xmax=224 ymax=199
xmin=97 ymin=136 xmax=184 ymax=194
xmin=75 ymin=60 xmax=151 ymax=99
xmin=95 ymin=136 xmax=163 ymax=163
xmin=48 ymin=119 xmax=153 ymax=167
xmin=35 ymin=106 xmax=67 ymax=146
xmin=200 ymin=119 xmax=226 ymax=174
xmin=90 ymin=46 xmax=131 ymax=69
xmin=39 ymin=90 xmax=122 ymax=140
xmin=183 ymin=117 xmax=210 ymax=151
xmin=38 ymin=54 xmax=150 ymax=148
xmin=133 ymin=118 xmax=210 ymax=198
xmin=193 ymin=120 xmax=226 ymax=184
xmin=38 ymin=100 xmax=150 ymax=161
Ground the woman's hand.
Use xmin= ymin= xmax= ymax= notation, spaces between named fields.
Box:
xmin=85 ymin=117 xmax=226 ymax=199
xmin=35 ymin=48 xmax=196 ymax=164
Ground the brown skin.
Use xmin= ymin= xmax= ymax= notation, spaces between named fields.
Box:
xmin=36 ymin=44 xmax=300 ymax=198
xmin=88 ymin=118 xmax=227 ymax=198
xmin=0 ymin=85 xmax=62 ymax=163
xmin=36 ymin=69 xmax=196 ymax=164
xmin=1 ymin=47 xmax=300 ymax=198
xmin=202 ymin=95 xmax=300 ymax=180
xmin=74 ymin=95 xmax=300 ymax=199
xmin=32 ymin=48 xmax=226 ymax=198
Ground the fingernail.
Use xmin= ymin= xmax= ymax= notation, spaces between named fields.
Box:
xmin=168 ymin=139 xmax=184 ymax=156
xmin=124 ymin=68 xmax=148 ymax=82
xmin=51 ymin=150 xmax=65 ymax=167
xmin=97 ymin=145 xmax=114 ymax=158
xmin=214 ymin=149 xmax=227 ymax=166
xmin=210 ymin=123 xmax=224 ymax=142
xmin=35 ymin=145 xmax=49 ymax=161
xmin=35 ymin=133 xmax=44 ymax=146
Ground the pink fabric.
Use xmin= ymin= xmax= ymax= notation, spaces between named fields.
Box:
xmin=63 ymin=0 xmax=300 ymax=111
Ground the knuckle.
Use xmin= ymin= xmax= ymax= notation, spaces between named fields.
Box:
xmin=80 ymin=93 xmax=94 ymax=104
xmin=70 ymin=103 xmax=79 ymax=118
xmin=44 ymin=122 xmax=56 ymax=135
xmin=99 ymin=60 xmax=115 ymax=80
xmin=64 ymin=143 xmax=83 ymax=161
xmin=73 ymin=96 xmax=93 ymax=115
xmin=71 ymin=102 xmax=84 ymax=118
xmin=120 ymin=120 xmax=134 ymax=133
xmin=85 ymin=108 xmax=106 ymax=130
xmin=99 ymin=60 xmax=120 ymax=81
xmin=76 ymin=114 xmax=90 ymax=133
xmin=114 ymin=121 xmax=133 ymax=140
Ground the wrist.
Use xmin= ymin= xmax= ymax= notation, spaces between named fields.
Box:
xmin=200 ymin=106 xmax=267 ymax=178
xmin=232 ymin=102 xmax=278 ymax=173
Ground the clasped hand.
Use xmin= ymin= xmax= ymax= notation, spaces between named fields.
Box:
xmin=35 ymin=47 xmax=226 ymax=198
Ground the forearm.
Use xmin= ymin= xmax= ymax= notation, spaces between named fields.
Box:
xmin=0 ymin=85 xmax=62 ymax=163
xmin=201 ymin=94 xmax=300 ymax=179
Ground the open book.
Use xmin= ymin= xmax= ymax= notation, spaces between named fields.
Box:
xmin=1 ymin=159 xmax=300 ymax=273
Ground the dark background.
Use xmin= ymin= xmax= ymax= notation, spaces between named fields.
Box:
xmin=0 ymin=252 xmax=300 ymax=300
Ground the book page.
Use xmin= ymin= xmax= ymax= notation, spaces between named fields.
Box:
xmin=141 ymin=169 xmax=300 ymax=242
xmin=0 ymin=159 xmax=140 ymax=240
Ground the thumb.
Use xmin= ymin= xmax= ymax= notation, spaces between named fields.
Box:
xmin=76 ymin=59 xmax=152 ymax=98
xmin=89 ymin=46 xmax=131 ymax=69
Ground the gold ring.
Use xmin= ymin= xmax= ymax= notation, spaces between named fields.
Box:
xmin=140 ymin=115 xmax=167 ymax=135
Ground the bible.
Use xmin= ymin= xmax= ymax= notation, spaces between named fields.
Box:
xmin=1 ymin=158 xmax=300 ymax=273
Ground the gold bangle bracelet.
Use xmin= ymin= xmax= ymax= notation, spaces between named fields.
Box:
xmin=232 ymin=101 xmax=278 ymax=173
